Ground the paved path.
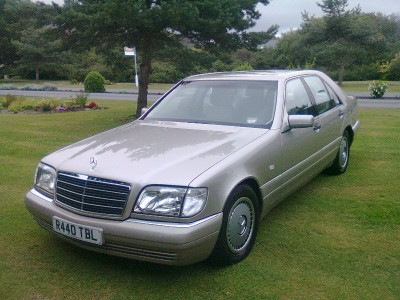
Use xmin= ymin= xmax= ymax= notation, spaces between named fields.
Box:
xmin=1 ymin=89 xmax=400 ymax=108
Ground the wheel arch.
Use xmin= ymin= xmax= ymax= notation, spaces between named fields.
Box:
xmin=345 ymin=125 xmax=354 ymax=146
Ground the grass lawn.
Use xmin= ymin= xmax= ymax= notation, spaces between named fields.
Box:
xmin=0 ymin=104 xmax=399 ymax=299
xmin=341 ymin=80 xmax=400 ymax=93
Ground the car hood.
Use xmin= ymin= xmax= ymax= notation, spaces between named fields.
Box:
xmin=43 ymin=120 xmax=267 ymax=186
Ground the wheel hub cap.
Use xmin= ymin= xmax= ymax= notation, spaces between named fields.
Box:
xmin=238 ymin=215 xmax=248 ymax=235
xmin=227 ymin=197 xmax=254 ymax=253
xmin=339 ymin=137 xmax=349 ymax=168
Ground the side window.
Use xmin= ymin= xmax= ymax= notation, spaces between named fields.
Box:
xmin=303 ymin=76 xmax=335 ymax=115
xmin=325 ymin=83 xmax=341 ymax=106
xmin=285 ymin=78 xmax=314 ymax=115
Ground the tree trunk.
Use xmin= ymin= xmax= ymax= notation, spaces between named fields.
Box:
xmin=35 ymin=65 xmax=40 ymax=81
xmin=136 ymin=36 xmax=152 ymax=117
xmin=338 ymin=63 xmax=345 ymax=86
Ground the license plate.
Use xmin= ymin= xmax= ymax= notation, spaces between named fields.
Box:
xmin=52 ymin=216 xmax=103 ymax=245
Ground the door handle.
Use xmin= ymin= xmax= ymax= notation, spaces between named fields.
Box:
xmin=339 ymin=110 xmax=344 ymax=118
xmin=313 ymin=123 xmax=321 ymax=131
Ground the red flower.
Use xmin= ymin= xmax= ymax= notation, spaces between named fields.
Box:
xmin=85 ymin=101 xmax=98 ymax=108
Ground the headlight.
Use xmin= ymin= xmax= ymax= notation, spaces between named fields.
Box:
xmin=34 ymin=163 xmax=56 ymax=197
xmin=134 ymin=186 xmax=207 ymax=217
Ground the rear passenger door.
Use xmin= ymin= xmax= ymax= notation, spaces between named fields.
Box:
xmin=303 ymin=76 xmax=343 ymax=155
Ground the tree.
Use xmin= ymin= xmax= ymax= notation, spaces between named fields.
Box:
xmin=271 ymin=2 xmax=400 ymax=82
xmin=317 ymin=0 xmax=350 ymax=17
xmin=0 ymin=0 xmax=22 ymax=73
xmin=57 ymin=0 xmax=276 ymax=116
xmin=1 ymin=0 xmax=62 ymax=79
xmin=12 ymin=27 xmax=61 ymax=80
xmin=0 ymin=0 xmax=9 ymax=68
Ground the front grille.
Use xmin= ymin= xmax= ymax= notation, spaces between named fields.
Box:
xmin=56 ymin=172 xmax=131 ymax=216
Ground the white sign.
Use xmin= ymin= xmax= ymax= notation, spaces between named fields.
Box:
xmin=124 ymin=47 xmax=136 ymax=56
xmin=124 ymin=46 xmax=139 ymax=87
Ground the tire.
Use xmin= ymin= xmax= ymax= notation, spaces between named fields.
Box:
xmin=326 ymin=131 xmax=350 ymax=175
xmin=209 ymin=184 xmax=260 ymax=265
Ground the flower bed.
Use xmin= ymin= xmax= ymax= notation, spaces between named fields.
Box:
xmin=0 ymin=94 xmax=103 ymax=114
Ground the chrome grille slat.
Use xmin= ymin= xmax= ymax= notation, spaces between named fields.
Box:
xmin=77 ymin=193 xmax=127 ymax=203
xmin=56 ymin=172 xmax=131 ymax=216
xmin=57 ymin=186 xmax=84 ymax=197
xmin=57 ymin=193 xmax=84 ymax=205
xmin=83 ymin=186 xmax=128 ymax=195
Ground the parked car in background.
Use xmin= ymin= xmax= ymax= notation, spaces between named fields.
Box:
xmin=26 ymin=70 xmax=359 ymax=265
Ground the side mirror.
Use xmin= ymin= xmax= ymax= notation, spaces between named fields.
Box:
xmin=288 ymin=115 xmax=314 ymax=129
xmin=141 ymin=107 xmax=149 ymax=116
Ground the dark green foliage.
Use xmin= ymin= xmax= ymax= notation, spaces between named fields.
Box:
xmin=84 ymin=71 xmax=105 ymax=93
xmin=211 ymin=60 xmax=231 ymax=72
xmin=384 ymin=55 xmax=400 ymax=81
xmin=344 ymin=64 xmax=380 ymax=81
xmin=150 ymin=61 xmax=182 ymax=83
xmin=60 ymin=49 xmax=115 ymax=82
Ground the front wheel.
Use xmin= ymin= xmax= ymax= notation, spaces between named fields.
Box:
xmin=326 ymin=131 xmax=351 ymax=175
xmin=209 ymin=185 xmax=259 ymax=265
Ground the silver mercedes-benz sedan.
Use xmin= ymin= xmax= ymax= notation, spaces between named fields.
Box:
xmin=25 ymin=70 xmax=359 ymax=266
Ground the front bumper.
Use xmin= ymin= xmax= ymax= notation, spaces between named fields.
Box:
xmin=25 ymin=189 xmax=222 ymax=266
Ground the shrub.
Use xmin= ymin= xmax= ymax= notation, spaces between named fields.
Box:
xmin=64 ymin=99 xmax=77 ymax=109
xmin=211 ymin=60 xmax=230 ymax=72
xmin=232 ymin=62 xmax=253 ymax=71
xmin=35 ymin=99 xmax=60 ymax=112
xmin=1 ymin=94 xmax=18 ymax=108
xmin=74 ymin=92 xmax=88 ymax=108
xmin=84 ymin=71 xmax=106 ymax=93
xmin=49 ymin=98 xmax=62 ymax=108
xmin=368 ymin=81 xmax=388 ymax=99
xmin=8 ymin=99 xmax=35 ymax=113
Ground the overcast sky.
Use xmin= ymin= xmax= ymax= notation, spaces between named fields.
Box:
xmin=253 ymin=0 xmax=400 ymax=34
xmin=41 ymin=0 xmax=400 ymax=35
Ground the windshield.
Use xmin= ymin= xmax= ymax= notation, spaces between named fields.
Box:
xmin=144 ymin=80 xmax=278 ymax=128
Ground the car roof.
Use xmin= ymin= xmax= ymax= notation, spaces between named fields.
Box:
xmin=185 ymin=70 xmax=323 ymax=81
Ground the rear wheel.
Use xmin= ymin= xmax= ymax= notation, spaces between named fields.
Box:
xmin=327 ymin=131 xmax=350 ymax=175
xmin=209 ymin=185 xmax=259 ymax=265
